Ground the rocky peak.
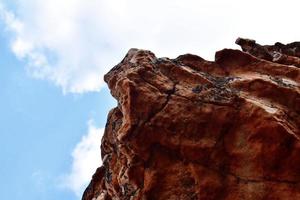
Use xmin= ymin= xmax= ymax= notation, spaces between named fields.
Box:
xmin=82 ymin=39 xmax=300 ymax=200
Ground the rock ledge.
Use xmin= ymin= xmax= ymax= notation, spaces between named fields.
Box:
xmin=83 ymin=39 xmax=300 ymax=200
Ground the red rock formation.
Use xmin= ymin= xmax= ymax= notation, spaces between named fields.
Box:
xmin=82 ymin=39 xmax=300 ymax=200
xmin=236 ymin=38 xmax=300 ymax=67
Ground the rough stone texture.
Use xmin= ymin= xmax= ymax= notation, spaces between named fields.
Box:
xmin=82 ymin=39 xmax=300 ymax=200
xmin=236 ymin=38 xmax=300 ymax=67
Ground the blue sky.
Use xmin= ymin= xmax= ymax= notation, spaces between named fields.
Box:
xmin=0 ymin=0 xmax=299 ymax=199
xmin=0 ymin=27 xmax=116 ymax=199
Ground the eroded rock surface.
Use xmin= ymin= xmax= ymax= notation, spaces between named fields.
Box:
xmin=82 ymin=39 xmax=300 ymax=200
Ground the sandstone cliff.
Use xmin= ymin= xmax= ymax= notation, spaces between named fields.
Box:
xmin=82 ymin=39 xmax=300 ymax=200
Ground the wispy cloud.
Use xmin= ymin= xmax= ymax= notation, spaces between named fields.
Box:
xmin=61 ymin=119 xmax=104 ymax=197
xmin=1 ymin=0 xmax=299 ymax=93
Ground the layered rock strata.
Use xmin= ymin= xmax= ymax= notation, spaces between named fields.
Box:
xmin=83 ymin=39 xmax=300 ymax=200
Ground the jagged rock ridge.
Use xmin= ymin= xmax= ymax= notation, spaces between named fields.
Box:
xmin=82 ymin=39 xmax=300 ymax=200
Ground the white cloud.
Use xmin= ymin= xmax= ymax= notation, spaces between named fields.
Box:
xmin=1 ymin=0 xmax=300 ymax=93
xmin=62 ymin=119 xmax=104 ymax=197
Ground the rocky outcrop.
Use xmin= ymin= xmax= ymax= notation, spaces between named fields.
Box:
xmin=82 ymin=39 xmax=300 ymax=200
xmin=236 ymin=38 xmax=300 ymax=67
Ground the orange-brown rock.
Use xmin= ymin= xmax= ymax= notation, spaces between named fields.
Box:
xmin=82 ymin=39 xmax=300 ymax=200
xmin=236 ymin=38 xmax=300 ymax=67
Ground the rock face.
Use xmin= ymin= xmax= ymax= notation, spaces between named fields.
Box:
xmin=82 ymin=39 xmax=300 ymax=200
